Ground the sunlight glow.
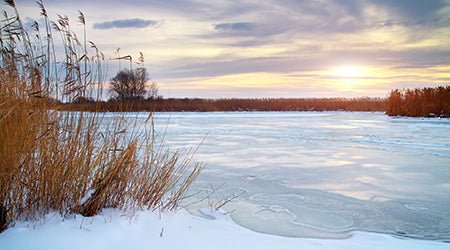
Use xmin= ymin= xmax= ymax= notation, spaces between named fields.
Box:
xmin=329 ymin=65 xmax=372 ymax=92
xmin=333 ymin=65 xmax=365 ymax=78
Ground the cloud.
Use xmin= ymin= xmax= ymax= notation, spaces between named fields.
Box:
xmin=214 ymin=22 xmax=253 ymax=31
xmin=373 ymin=0 xmax=447 ymax=19
xmin=374 ymin=16 xmax=450 ymax=29
xmin=93 ymin=18 xmax=162 ymax=29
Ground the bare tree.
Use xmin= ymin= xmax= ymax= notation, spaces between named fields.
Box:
xmin=110 ymin=68 xmax=148 ymax=100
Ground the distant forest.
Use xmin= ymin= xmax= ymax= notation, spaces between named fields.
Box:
xmin=386 ymin=86 xmax=450 ymax=117
xmin=60 ymin=97 xmax=385 ymax=112
xmin=58 ymin=86 xmax=450 ymax=117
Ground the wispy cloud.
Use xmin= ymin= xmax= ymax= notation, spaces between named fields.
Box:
xmin=93 ymin=18 xmax=162 ymax=29
xmin=214 ymin=22 xmax=253 ymax=31
xmin=374 ymin=0 xmax=447 ymax=19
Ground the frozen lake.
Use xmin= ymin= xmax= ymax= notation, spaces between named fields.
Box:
xmin=134 ymin=112 xmax=449 ymax=241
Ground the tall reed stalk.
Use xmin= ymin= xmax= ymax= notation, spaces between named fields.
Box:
xmin=0 ymin=0 xmax=202 ymax=231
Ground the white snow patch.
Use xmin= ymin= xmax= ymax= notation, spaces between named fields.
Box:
xmin=0 ymin=209 xmax=449 ymax=250
xmin=79 ymin=189 xmax=96 ymax=206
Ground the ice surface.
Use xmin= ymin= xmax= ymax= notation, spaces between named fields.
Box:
xmin=142 ymin=112 xmax=450 ymax=241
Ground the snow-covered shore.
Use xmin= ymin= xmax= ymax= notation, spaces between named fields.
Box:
xmin=1 ymin=209 xmax=449 ymax=250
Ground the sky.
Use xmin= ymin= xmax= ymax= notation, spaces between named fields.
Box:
xmin=12 ymin=0 xmax=450 ymax=98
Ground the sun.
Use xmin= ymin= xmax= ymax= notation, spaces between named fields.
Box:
xmin=333 ymin=65 xmax=364 ymax=78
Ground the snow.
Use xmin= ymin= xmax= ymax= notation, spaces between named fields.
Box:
xmin=1 ymin=208 xmax=449 ymax=250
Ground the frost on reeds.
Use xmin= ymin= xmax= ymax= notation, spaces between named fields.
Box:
xmin=0 ymin=0 xmax=202 ymax=231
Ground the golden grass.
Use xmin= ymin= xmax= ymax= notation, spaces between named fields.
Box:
xmin=0 ymin=0 xmax=202 ymax=231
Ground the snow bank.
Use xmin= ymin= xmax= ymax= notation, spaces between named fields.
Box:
xmin=1 ymin=209 xmax=448 ymax=250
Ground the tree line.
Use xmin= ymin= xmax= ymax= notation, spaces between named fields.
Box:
xmin=61 ymin=97 xmax=385 ymax=112
xmin=386 ymin=86 xmax=450 ymax=117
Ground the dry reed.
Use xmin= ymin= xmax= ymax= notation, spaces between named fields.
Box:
xmin=0 ymin=0 xmax=202 ymax=231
